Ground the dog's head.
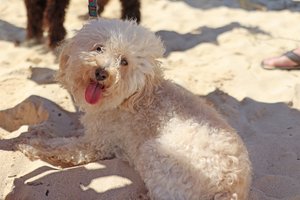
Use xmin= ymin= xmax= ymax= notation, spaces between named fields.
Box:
xmin=57 ymin=19 xmax=165 ymax=112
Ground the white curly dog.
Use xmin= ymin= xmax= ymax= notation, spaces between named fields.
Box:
xmin=20 ymin=19 xmax=252 ymax=200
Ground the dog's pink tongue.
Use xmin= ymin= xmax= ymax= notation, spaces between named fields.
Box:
xmin=85 ymin=82 xmax=102 ymax=104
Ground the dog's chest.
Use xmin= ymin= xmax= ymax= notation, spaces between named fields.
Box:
xmin=85 ymin=109 xmax=154 ymax=143
xmin=87 ymin=109 xmax=162 ymax=161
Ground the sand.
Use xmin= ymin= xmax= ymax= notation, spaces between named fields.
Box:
xmin=1 ymin=0 xmax=300 ymax=199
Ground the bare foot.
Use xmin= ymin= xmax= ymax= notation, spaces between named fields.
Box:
xmin=261 ymin=48 xmax=300 ymax=70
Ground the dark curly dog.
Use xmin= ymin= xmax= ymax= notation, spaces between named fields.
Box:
xmin=24 ymin=0 xmax=70 ymax=49
xmin=97 ymin=0 xmax=141 ymax=23
xmin=24 ymin=0 xmax=140 ymax=49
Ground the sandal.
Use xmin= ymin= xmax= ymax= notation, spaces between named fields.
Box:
xmin=261 ymin=50 xmax=300 ymax=70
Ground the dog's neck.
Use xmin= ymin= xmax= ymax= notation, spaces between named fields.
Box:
xmin=120 ymin=77 xmax=165 ymax=113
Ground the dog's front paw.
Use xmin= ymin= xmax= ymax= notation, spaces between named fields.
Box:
xmin=16 ymin=137 xmax=52 ymax=160
xmin=214 ymin=192 xmax=238 ymax=200
xmin=17 ymin=142 xmax=41 ymax=161
xmin=17 ymin=141 xmax=70 ymax=167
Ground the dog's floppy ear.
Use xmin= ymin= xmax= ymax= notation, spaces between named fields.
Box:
xmin=121 ymin=60 xmax=163 ymax=112
xmin=121 ymin=74 xmax=155 ymax=112
xmin=56 ymin=39 xmax=72 ymax=86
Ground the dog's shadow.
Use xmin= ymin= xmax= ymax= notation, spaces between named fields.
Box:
xmin=203 ymin=89 xmax=300 ymax=199
xmin=156 ymin=22 xmax=270 ymax=56
xmin=5 ymin=161 xmax=147 ymax=200
xmin=1 ymin=90 xmax=300 ymax=199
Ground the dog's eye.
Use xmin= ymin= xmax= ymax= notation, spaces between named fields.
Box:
xmin=95 ymin=45 xmax=104 ymax=53
xmin=120 ymin=58 xmax=128 ymax=66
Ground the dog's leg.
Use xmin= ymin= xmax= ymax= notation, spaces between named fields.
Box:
xmin=97 ymin=0 xmax=110 ymax=17
xmin=24 ymin=0 xmax=47 ymax=43
xmin=44 ymin=0 xmax=70 ymax=48
xmin=18 ymin=135 xmax=114 ymax=167
xmin=119 ymin=0 xmax=141 ymax=23
xmin=135 ymin=138 xmax=251 ymax=200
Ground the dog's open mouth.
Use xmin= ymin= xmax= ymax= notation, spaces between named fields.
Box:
xmin=85 ymin=81 xmax=105 ymax=104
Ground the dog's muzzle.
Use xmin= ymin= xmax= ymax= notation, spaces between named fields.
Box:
xmin=95 ymin=68 xmax=109 ymax=81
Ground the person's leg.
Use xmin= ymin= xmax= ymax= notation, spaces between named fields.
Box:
xmin=261 ymin=47 xmax=300 ymax=70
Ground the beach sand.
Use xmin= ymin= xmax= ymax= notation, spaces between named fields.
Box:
xmin=1 ymin=0 xmax=300 ymax=199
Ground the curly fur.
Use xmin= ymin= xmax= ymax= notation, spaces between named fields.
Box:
xmin=19 ymin=19 xmax=252 ymax=200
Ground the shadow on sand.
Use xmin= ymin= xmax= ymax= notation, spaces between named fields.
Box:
xmin=0 ymin=20 xmax=25 ymax=44
xmin=28 ymin=67 xmax=57 ymax=84
xmin=4 ymin=161 xmax=147 ymax=200
xmin=156 ymin=22 xmax=270 ymax=56
xmin=168 ymin=0 xmax=300 ymax=11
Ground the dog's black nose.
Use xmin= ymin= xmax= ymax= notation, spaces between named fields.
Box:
xmin=95 ymin=68 xmax=108 ymax=81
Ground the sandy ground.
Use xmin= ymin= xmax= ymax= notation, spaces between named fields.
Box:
xmin=1 ymin=0 xmax=300 ymax=199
